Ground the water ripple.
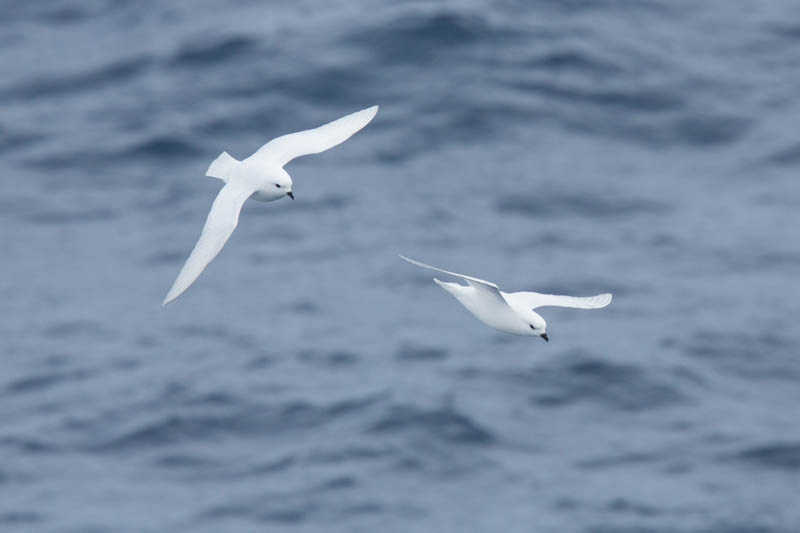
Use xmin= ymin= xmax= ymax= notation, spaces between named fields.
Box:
xmin=369 ymin=404 xmax=494 ymax=446
xmin=92 ymin=394 xmax=382 ymax=453
xmin=496 ymin=191 xmax=669 ymax=219
xmin=3 ymin=56 xmax=152 ymax=101
xmin=170 ymin=35 xmax=259 ymax=66
xmin=513 ymin=79 xmax=683 ymax=113
xmin=731 ymin=442 xmax=800 ymax=470
xmin=523 ymin=352 xmax=686 ymax=412
xmin=350 ymin=11 xmax=508 ymax=64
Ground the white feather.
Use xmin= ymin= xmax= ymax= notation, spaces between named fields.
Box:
xmin=163 ymin=182 xmax=254 ymax=305
xmin=503 ymin=291 xmax=613 ymax=310
xmin=249 ymin=105 xmax=378 ymax=167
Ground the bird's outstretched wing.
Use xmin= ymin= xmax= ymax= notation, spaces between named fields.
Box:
xmin=399 ymin=254 xmax=505 ymax=303
xmin=248 ymin=106 xmax=378 ymax=168
xmin=505 ymin=291 xmax=612 ymax=310
xmin=163 ymin=181 xmax=255 ymax=305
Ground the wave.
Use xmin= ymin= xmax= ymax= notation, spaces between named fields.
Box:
xmin=518 ymin=351 xmax=686 ymax=412
xmin=368 ymin=403 xmax=494 ymax=446
xmin=731 ymin=442 xmax=800 ymax=470
xmin=496 ymin=191 xmax=669 ymax=219
xmin=92 ymin=394 xmax=382 ymax=453
xmin=170 ymin=35 xmax=259 ymax=67
xmin=3 ymin=55 xmax=152 ymax=101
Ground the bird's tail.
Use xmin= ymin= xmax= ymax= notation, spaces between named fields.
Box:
xmin=206 ymin=151 xmax=239 ymax=183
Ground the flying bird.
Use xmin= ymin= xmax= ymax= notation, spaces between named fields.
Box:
xmin=400 ymin=255 xmax=611 ymax=341
xmin=163 ymin=105 xmax=379 ymax=305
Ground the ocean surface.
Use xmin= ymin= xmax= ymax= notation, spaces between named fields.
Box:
xmin=2 ymin=1 xmax=800 ymax=531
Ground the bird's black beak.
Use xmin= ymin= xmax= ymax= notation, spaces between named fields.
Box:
xmin=540 ymin=333 xmax=549 ymax=342
xmin=287 ymin=191 xmax=294 ymax=200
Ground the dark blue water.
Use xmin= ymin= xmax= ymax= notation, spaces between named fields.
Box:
xmin=2 ymin=1 xmax=800 ymax=531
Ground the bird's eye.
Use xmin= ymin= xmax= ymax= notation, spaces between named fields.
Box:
xmin=275 ymin=184 xmax=281 ymax=188
xmin=530 ymin=324 xmax=536 ymax=330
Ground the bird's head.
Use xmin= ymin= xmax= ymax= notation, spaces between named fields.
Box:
xmin=526 ymin=312 xmax=548 ymax=342
xmin=271 ymin=175 xmax=294 ymax=200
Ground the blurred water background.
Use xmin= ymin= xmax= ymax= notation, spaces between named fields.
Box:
xmin=2 ymin=1 xmax=800 ymax=531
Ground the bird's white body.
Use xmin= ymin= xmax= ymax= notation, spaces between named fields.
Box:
xmin=400 ymin=256 xmax=612 ymax=340
xmin=220 ymin=160 xmax=291 ymax=203
xmin=163 ymin=105 xmax=379 ymax=305
xmin=434 ymin=280 xmax=535 ymax=335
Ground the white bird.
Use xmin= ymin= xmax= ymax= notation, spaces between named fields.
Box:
xmin=400 ymin=255 xmax=611 ymax=341
xmin=163 ymin=105 xmax=379 ymax=305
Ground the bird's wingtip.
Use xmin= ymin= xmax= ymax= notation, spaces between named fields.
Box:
xmin=162 ymin=289 xmax=178 ymax=306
